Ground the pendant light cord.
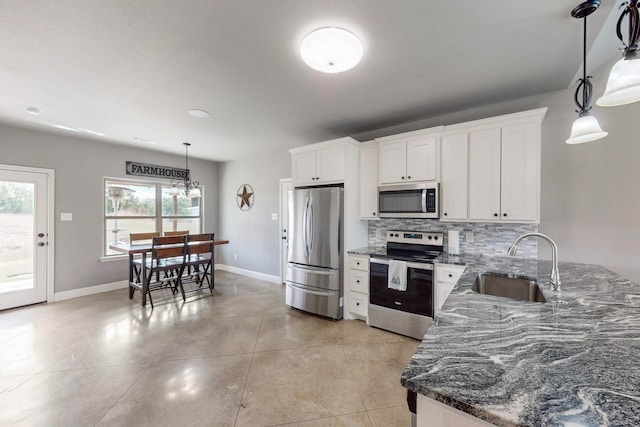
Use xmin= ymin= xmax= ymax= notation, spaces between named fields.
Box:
xmin=616 ymin=0 xmax=640 ymax=55
xmin=574 ymin=15 xmax=593 ymax=115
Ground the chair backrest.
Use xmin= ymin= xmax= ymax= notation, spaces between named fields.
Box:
xmin=151 ymin=235 xmax=187 ymax=261
xmin=130 ymin=232 xmax=160 ymax=244
xmin=187 ymin=233 xmax=215 ymax=256
xmin=164 ymin=230 xmax=189 ymax=237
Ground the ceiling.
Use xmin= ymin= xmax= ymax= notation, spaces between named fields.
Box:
xmin=0 ymin=0 xmax=620 ymax=162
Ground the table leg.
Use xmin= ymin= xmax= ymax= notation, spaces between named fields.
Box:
xmin=141 ymin=251 xmax=148 ymax=307
xmin=128 ymin=253 xmax=135 ymax=299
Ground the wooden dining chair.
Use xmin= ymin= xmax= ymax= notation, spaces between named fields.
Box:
xmin=164 ymin=230 xmax=189 ymax=237
xmin=129 ymin=232 xmax=161 ymax=284
xmin=182 ymin=233 xmax=215 ymax=293
xmin=130 ymin=235 xmax=187 ymax=307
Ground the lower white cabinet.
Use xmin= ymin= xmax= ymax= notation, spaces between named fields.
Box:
xmin=434 ymin=264 xmax=465 ymax=315
xmin=417 ymin=394 xmax=496 ymax=427
xmin=347 ymin=254 xmax=369 ymax=320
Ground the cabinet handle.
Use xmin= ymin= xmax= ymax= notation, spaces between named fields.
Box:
xmin=401 ymin=176 xmax=405 ymax=180
xmin=494 ymin=213 xmax=498 ymax=217
xmin=448 ymin=274 xmax=452 ymax=278
xmin=316 ymin=177 xmax=320 ymax=180
xmin=444 ymin=212 xmax=448 ymax=216
xmin=356 ymin=302 xmax=360 ymax=306
xmin=356 ymin=262 xmax=360 ymax=266
xmin=407 ymin=175 xmax=411 ymax=179
xmin=373 ymin=212 xmax=376 ymax=216
xmin=503 ymin=213 xmax=507 ymax=217
xmin=356 ymin=280 xmax=360 ymax=283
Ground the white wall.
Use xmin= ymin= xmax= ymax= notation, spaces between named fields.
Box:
xmin=217 ymin=149 xmax=291 ymax=276
xmin=0 ymin=123 xmax=219 ymax=292
xmin=214 ymin=83 xmax=640 ymax=284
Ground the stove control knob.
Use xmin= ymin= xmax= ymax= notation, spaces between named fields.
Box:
xmin=434 ymin=236 xmax=439 ymax=241
xmin=395 ymin=233 xmax=399 ymax=237
xmin=427 ymin=235 xmax=432 ymax=240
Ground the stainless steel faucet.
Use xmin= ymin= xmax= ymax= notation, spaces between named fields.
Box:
xmin=507 ymin=233 xmax=561 ymax=291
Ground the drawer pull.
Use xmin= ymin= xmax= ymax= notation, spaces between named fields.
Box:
xmin=448 ymin=274 xmax=452 ymax=278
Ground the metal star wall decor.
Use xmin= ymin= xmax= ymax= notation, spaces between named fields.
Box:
xmin=236 ymin=184 xmax=254 ymax=211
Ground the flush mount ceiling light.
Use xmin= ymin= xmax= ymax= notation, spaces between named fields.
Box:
xmin=188 ymin=109 xmax=210 ymax=118
xmin=597 ymin=0 xmax=640 ymax=106
xmin=567 ymin=0 xmax=608 ymax=144
xmin=300 ymin=27 xmax=363 ymax=73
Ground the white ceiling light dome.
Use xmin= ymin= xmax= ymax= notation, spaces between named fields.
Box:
xmin=596 ymin=56 xmax=640 ymax=107
xmin=566 ymin=114 xmax=608 ymax=144
xmin=300 ymin=27 xmax=363 ymax=73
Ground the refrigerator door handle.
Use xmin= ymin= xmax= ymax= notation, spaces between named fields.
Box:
xmin=286 ymin=282 xmax=335 ymax=297
xmin=302 ymin=197 xmax=310 ymax=258
xmin=309 ymin=199 xmax=315 ymax=254
xmin=288 ymin=264 xmax=334 ymax=275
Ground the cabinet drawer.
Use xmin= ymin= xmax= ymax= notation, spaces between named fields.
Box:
xmin=349 ymin=291 xmax=368 ymax=317
xmin=349 ymin=256 xmax=369 ymax=272
xmin=349 ymin=270 xmax=369 ymax=294
xmin=437 ymin=265 xmax=464 ymax=284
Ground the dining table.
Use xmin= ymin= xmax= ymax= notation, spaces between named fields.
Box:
xmin=109 ymin=239 xmax=230 ymax=306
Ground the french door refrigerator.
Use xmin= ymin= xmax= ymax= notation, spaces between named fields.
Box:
xmin=286 ymin=186 xmax=343 ymax=320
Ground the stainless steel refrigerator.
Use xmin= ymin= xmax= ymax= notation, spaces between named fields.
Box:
xmin=286 ymin=186 xmax=343 ymax=320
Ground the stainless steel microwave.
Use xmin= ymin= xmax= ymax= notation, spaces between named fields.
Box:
xmin=378 ymin=182 xmax=439 ymax=218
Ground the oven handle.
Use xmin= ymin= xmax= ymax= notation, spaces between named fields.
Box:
xmin=370 ymin=258 xmax=433 ymax=271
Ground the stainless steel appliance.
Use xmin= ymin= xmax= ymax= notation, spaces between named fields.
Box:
xmin=286 ymin=186 xmax=343 ymax=320
xmin=368 ymin=230 xmax=444 ymax=339
xmin=378 ymin=182 xmax=439 ymax=218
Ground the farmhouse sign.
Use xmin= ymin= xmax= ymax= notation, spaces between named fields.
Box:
xmin=126 ymin=162 xmax=189 ymax=180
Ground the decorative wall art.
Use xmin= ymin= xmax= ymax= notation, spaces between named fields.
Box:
xmin=236 ymin=184 xmax=254 ymax=211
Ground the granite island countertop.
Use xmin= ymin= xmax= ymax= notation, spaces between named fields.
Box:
xmin=400 ymin=255 xmax=640 ymax=426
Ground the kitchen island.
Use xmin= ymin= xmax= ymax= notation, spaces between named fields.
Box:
xmin=402 ymin=255 xmax=640 ymax=427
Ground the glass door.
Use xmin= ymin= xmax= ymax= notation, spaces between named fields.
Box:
xmin=0 ymin=167 xmax=50 ymax=310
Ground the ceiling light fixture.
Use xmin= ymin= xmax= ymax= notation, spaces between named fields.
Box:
xmin=597 ymin=0 xmax=640 ymax=106
xmin=26 ymin=106 xmax=41 ymax=115
xmin=300 ymin=27 xmax=363 ymax=73
xmin=188 ymin=109 xmax=211 ymax=118
xmin=170 ymin=142 xmax=201 ymax=198
xmin=567 ymin=0 xmax=608 ymax=144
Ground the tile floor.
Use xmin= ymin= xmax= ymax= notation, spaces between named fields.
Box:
xmin=0 ymin=271 xmax=420 ymax=426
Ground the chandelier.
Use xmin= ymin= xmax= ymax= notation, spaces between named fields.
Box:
xmin=170 ymin=142 xmax=201 ymax=197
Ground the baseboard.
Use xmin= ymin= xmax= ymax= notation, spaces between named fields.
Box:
xmin=215 ymin=264 xmax=281 ymax=284
xmin=53 ymin=280 xmax=128 ymax=302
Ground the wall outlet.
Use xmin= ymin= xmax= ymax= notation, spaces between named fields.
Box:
xmin=234 ymin=253 xmax=238 ymax=261
xmin=60 ymin=213 xmax=73 ymax=221
xmin=465 ymin=231 xmax=474 ymax=243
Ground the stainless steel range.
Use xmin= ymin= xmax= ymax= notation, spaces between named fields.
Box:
xmin=368 ymin=230 xmax=444 ymax=339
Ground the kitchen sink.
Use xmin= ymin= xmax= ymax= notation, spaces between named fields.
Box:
xmin=472 ymin=273 xmax=546 ymax=303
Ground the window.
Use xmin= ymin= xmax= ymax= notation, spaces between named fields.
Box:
xmin=104 ymin=178 xmax=202 ymax=256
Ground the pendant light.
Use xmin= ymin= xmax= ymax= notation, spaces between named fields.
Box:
xmin=567 ymin=0 xmax=608 ymax=144
xmin=596 ymin=0 xmax=640 ymax=106
xmin=170 ymin=142 xmax=201 ymax=197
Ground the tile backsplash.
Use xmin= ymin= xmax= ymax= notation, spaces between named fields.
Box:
xmin=368 ymin=219 xmax=539 ymax=258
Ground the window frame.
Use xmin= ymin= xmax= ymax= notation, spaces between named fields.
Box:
xmin=102 ymin=177 xmax=203 ymax=257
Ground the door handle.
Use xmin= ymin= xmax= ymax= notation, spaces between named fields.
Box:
xmin=37 ymin=242 xmax=46 ymax=247
xmin=38 ymin=233 xmax=45 ymax=238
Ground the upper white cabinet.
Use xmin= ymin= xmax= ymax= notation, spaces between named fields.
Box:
xmin=358 ymin=142 xmax=378 ymax=219
xmin=440 ymin=132 xmax=469 ymax=220
xmin=290 ymin=139 xmax=350 ymax=187
xmin=441 ymin=108 xmax=546 ymax=223
xmin=376 ymin=127 xmax=442 ymax=185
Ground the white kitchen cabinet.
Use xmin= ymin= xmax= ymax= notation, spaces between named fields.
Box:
xmin=376 ymin=127 xmax=442 ymax=185
xmin=290 ymin=141 xmax=347 ymax=187
xmin=358 ymin=142 xmax=378 ymax=219
xmin=440 ymin=132 xmax=469 ymax=220
xmin=468 ymin=128 xmax=502 ymax=221
xmin=347 ymin=254 xmax=369 ymax=320
xmin=434 ymin=264 xmax=465 ymax=315
xmin=417 ymin=393 xmax=496 ymax=427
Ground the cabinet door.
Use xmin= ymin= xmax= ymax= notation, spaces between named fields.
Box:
xmin=440 ymin=133 xmax=468 ymax=220
xmin=316 ymin=145 xmax=346 ymax=183
xmin=359 ymin=145 xmax=378 ymax=219
xmin=407 ymin=136 xmax=438 ymax=181
xmin=378 ymin=141 xmax=407 ymax=184
xmin=501 ymin=122 xmax=539 ymax=222
xmin=468 ymin=128 xmax=501 ymax=221
xmin=291 ymin=151 xmax=317 ymax=186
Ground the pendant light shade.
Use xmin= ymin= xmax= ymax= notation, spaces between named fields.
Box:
xmin=566 ymin=114 xmax=608 ymax=144
xmin=567 ymin=1 xmax=607 ymax=144
xmin=596 ymin=0 xmax=640 ymax=106
xmin=596 ymin=55 xmax=640 ymax=106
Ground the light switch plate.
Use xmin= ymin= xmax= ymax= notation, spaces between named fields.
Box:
xmin=271 ymin=213 xmax=278 ymax=220
xmin=60 ymin=213 xmax=73 ymax=221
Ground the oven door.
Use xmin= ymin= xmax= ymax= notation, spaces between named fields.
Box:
xmin=369 ymin=258 xmax=434 ymax=318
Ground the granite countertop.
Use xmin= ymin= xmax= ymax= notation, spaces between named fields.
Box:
xmin=400 ymin=256 xmax=640 ymax=426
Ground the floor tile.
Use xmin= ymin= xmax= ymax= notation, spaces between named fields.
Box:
xmin=96 ymin=355 xmax=251 ymax=427
xmin=236 ymin=346 xmax=365 ymax=426
xmin=255 ymin=312 xmax=341 ymax=352
xmin=0 ymin=365 xmax=144 ymax=427
xmin=342 ymin=341 xmax=420 ymax=410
